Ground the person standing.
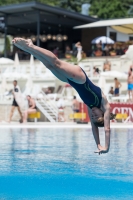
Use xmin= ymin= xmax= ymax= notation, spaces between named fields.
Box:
xmin=127 ymin=70 xmax=133 ymax=101
xmin=8 ymin=80 xmax=23 ymax=123
xmin=72 ymin=96 xmax=80 ymax=113
xmin=114 ymin=78 xmax=122 ymax=96
xmin=75 ymin=42 xmax=82 ymax=62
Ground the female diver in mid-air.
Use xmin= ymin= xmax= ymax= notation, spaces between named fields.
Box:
xmin=12 ymin=38 xmax=115 ymax=155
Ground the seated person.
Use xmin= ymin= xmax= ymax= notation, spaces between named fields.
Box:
xmin=103 ymin=60 xmax=111 ymax=71
xmin=109 ymin=87 xmax=114 ymax=95
xmin=23 ymin=95 xmax=37 ymax=123
xmin=93 ymin=67 xmax=100 ymax=76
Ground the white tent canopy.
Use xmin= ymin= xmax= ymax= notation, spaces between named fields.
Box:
xmin=74 ymin=18 xmax=133 ymax=30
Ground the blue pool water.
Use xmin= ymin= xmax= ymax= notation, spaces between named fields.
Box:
xmin=0 ymin=128 xmax=133 ymax=199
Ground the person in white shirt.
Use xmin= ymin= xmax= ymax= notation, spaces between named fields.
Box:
xmin=8 ymin=80 xmax=23 ymax=123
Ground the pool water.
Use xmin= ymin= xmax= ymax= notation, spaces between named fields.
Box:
xmin=0 ymin=128 xmax=133 ymax=199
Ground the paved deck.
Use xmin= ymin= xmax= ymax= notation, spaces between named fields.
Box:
xmin=0 ymin=122 xmax=133 ymax=129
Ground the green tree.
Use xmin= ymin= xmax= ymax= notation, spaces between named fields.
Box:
xmin=52 ymin=0 xmax=90 ymax=12
xmin=3 ymin=36 xmax=11 ymax=54
xmin=0 ymin=0 xmax=59 ymax=6
xmin=89 ymin=0 xmax=133 ymax=19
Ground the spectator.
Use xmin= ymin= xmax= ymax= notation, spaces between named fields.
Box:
xmin=93 ymin=67 xmax=100 ymax=76
xmin=114 ymin=78 xmax=122 ymax=96
xmin=75 ymin=42 xmax=82 ymax=62
xmin=72 ymin=96 xmax=80 ymax=113
xmin=65 ymin=46 xmax=71 ymax=54
xmin=104 ymin=44 xmax=109 ymax=56
xmin=8 ymin=80 xmax=23 ymax=123
xmin=109 ymin=87 xmax=114 ymax=95
xmin=103 ymin=60 xmax=111 ymax=71
xmin=45 ymin=87 xmax=52 ymax=95
xmin=23 ymin=95 xmax=37 ymax=123
xmin=127 ymin=69 xmax=133 ymax=101
xmin=116 ymin=46 xmax=123 ymax=55
xmin=57 ymin=98 xmax=65 ymax=122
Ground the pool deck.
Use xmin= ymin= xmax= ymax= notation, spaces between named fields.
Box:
xmin=0 ymin=122 xmax=133 ymax=128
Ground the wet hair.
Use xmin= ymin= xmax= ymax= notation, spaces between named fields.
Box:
xmin=94 ymin=112 xmax=116 ymax=127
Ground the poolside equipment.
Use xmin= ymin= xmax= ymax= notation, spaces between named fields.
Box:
xmin=70 ymin=113 xmax=86 ymax=120
xmin=70 ymin=103 xmax=90 ymax=123
xmin=115 ymin=113 xmax=128 ymax=123
xmin=28 ymin=112 xmax=41 ymax=122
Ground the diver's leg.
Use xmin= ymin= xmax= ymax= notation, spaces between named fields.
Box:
xmin=13 ymin=38 xmax=86 ymax=84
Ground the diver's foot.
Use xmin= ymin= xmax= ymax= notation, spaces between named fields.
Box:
xmin=12 ymin=38 xmax=34 ymax=51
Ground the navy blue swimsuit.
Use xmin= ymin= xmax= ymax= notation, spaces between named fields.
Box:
xmin=67 ymin=68 xmax=102 ymax=109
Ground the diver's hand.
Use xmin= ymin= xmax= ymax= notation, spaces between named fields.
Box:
xmin=94 ymin=145 xmax=109 ymax=155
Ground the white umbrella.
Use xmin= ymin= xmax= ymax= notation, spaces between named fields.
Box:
xmin=26 ymin=76 xmax=33 ymax=88
xmin=0 ymin=57 xmax=14 ymax=65
xmin=0 ymin=57 xmax=14 ymax=74
xmin=91 ymin=36 xmax=114 ymax=44
xmin=1 ymin=77 xmax=8 ymax=93
xmin=101 ymin=71 xmax=127 ymax=78
xmin=14 ymin=53 xmax=20 ymax=73
xmin=121 ymin=45 xmax=133 ymax=61
xmin=98 ymin=76 xmax=106 ymax=92
xmin=30 ymin=55 xmax=35 ymax=76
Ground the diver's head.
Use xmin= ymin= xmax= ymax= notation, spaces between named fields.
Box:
xmin=91 ymin=107 xmax=104 ymax=127
xmin=91 ymin=107 xmax=116 ymax=127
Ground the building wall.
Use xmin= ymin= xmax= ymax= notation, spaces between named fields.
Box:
xmin=81 ymin=27 xmax=106 ymax=53
xmin=107 ymin=27 xmax=133 ymax=42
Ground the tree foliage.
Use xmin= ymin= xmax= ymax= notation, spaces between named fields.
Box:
xmin=0 ymin=0 xmax=59 ymax=6
xmin=90 ymin=0 xmax=133 ymax=19
xmin=0 ymin=0 xmax=133 ymax=19
xmin=58 ymin=0 xmax=90 ymax=12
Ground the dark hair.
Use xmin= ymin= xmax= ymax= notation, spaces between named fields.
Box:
xmin=96 ymin=68 xmax=100 ymax=73
xmin=114 ymin=78 xmax=117 ymax=80
xmin=73 ymin=96 xmax=76 ymax=99
xmin=27 ymin=95 xmax=31 ymax=98
xmin=13 ymin=80 xmax=17 ymax=83
xmin=94 ymin=113 xmax=116 ymax=127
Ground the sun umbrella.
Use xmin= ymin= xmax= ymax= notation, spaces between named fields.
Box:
xmin=25 ymin=75 xmax=33 ymax=88
xmin=91 ymin=36 xmax=114 ymax=44
xmin=30 ymin=55 xmax=35 ymax=76
xmin=121 ymin=45 xmax=133 ymax=61
xmin=0 ymin=57 xmax=14 ymax=65
xmin=14 ymin=53 xmax=21 ymax=73
xmin=101 ymin=71 xmax=127 ymax=78
xmin=98 ymin=76 xmax=106 ymax=92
